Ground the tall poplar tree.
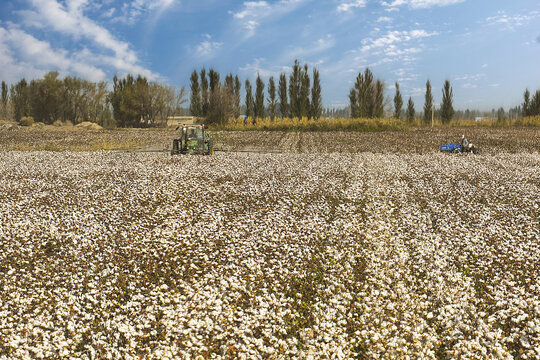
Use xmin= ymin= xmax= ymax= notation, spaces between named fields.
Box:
xmin=440 ymin=80 xmax=454 ymax=124
xmin=12 ymin=78 xmax=30 ymax=123
xmin=245 ymin=79 xmax=254 ymax=120
xmin=1 ymin=81 xmax=7 ymax=107
xmin=393 ymin=82 xmax=403 ymax=119
xmin=300 ymin=64 xmax=310 ymax=118
xmin=349 ymin=89 xmax=358 ymax=118
xmin=255 ymin=74 xmax=265 ymax=119
xmin=349 ymin=68 xmax=383 ymax=118
xmin=523 ymin=89 xmax=531 ymax=117
xmin=200 ymin=68 xmax=209 ymax=117
xmin=423 ymin=80 xmax=433 ymax=125
xmin=311 ymin=68 xmax=322 ymax=120
xmin=406 ymin=97 xmax=415 ymax=123
xmin=267 ymin=76 xmax=277 ymax=121
xmin=374 ymin=80 xmax=384 ymax=118
xmin=208 ymin=69 xmax=220 ymax=93
xmin=278 ymin=73 xmax=288 ymax=118
xmin=234 ymin=76 xmax=241 ymax=117
xmin=189 ymin=70 xmax=201 ymax=116
xmin=1 ymin=81 xmax=8 ymax=119
xmin=289 ymin=60 xmax=302 ymax=118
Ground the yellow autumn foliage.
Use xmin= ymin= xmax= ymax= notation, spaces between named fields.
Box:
xmin=225 ymin=116 xmax=410 ymax=132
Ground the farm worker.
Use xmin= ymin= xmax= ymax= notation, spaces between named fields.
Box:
xmin=461 ymin=135 xmax=468 ymax=152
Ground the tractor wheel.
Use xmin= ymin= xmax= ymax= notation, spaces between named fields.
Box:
xmin=171 ymin=139 xmax=179 ymax=155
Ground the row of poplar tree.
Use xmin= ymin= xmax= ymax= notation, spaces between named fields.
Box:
xmin=0 ymin=72 xmax=183 ymax=127
xmin=189 ymin=60 xmax=323 ymax=124
xmin=348 ymin=68 xmax=456 ymax=123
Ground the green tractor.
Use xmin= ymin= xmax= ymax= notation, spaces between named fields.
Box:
xmin=171 ymin=124 xmax=214 ymax=155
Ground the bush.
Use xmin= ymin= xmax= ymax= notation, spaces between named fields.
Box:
xmin=19 ymin=116 xmax=34 ymax=127
xmin=223 ymin=116 xmax=410 ymax=132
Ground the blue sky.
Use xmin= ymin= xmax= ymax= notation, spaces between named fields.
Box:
xmin=1 ymin=0 xmax=539 ymax=110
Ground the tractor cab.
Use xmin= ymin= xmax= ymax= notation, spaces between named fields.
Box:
xmin=171 ymin=124 xmax=214 ymax=155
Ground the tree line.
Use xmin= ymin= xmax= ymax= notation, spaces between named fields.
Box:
xmin=1 ymin=65 xmax=538 ymax=128
xmin=189 ymin=60 xmax=323 ymax=125
xmin=0 ymin=72 xmax=184 ymax=127
xmin=348 ymin=68 xmax=456 ymax=124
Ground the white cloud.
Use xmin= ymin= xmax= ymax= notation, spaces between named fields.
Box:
xmin=0 ymin=25 xmax=106 ymax=82
xmin=376 ymin=16 xmax=393 ymax=23
xmin=382 ymin=0 xmax=464 ymax=9
xmin=102 ymin=7 xmax=116 ymax=18
xmin=194 ymin=35 xmax=224 ymax=58
xmin=18 ymin=0 xmax=157 ymax=79
xmin=233 ymin=1 xmax=270 ymax=19
xmin=337 ymin=0 xmax=367 ymax=13
xmin=485 ymin=10 xmax=540 ymax=31
xmin=360 ymin=29 xmax=437 ymax=53
xmin=230 ymin=0 xmax=306 ymax=37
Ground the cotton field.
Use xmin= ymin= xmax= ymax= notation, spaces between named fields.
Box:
xmin=0 ymin=132 xmax=539 ymax=359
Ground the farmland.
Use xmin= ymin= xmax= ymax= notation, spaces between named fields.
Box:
xmin=0 ymin=127 xmax=539 ymax=359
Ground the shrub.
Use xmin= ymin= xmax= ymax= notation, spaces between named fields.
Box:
xmin=19 ymin=116 xmax=34 ymax=127
xmin=222 ymin=116 xmax=410 ymax=132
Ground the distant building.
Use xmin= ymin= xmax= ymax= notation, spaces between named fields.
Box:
xmin=475 ymin=116 xmax=482 ymax=121
xmin=167 ymin=116 xmax=196 ymax=127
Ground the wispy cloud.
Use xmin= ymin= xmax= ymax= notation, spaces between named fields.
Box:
xmin=111 ymin=0 xmax=176 ymax=24
xmin=382 ymin=0 xmax=465 ymax=9
xmin=194 ymin=34 xmax=223 ymax=58
xmin=337 ymin=0 xmax=367 ymax=13
xmin=288 ymin=35 xmax=336 ymax=60
xmin=485 ymin=10 xmax=540 ymax=31
xmin=239 ymin=58 xmax=278 ymax=79
xmin=360 ymin=29 xmax=438 ymax=53
xmin=394 ymin=67 xmax=419 ymax=82
xmin=454 ymin=73 xmax=485 ymax=82
xmin=454 ymin=73 xmax=485 ymax=89
xmin=17 ymin=0 xmax=157 ymax=79
xmin=230 ymin=0 xmax=306 ymax=38
xmin=376 ymin=16 xmax=394 ymax=23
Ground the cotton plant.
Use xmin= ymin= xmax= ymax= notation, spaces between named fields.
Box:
xmin=0 ymin=149 xmax=538 ymax=359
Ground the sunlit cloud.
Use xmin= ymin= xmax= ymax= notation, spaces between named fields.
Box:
xmin=381 ymin=0 xmax=465 ymax=9
xmin=16 ymin=0 xmax=157 ymax=79
xmin=337 ymin=0 xmax=367 ymax=13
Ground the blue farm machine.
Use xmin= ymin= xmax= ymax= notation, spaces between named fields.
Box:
xmin=440 ymin=143 xmax=478 ymax=154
